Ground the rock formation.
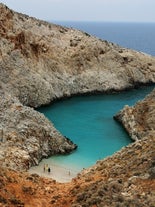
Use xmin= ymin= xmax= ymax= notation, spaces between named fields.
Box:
xmin=0 ymin=3 xmax=155 ymax=206
xmin=0 ymin=91 xmax=77 ymax=170
xmin=114 ymin=88 xmax=155 ymax=141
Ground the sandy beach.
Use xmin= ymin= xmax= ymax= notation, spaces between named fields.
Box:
xmin=28 ymin=161 xmax=79 ymax=183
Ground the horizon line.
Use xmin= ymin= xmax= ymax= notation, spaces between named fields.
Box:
xmin=50 ymin=20 xmax=155 ymax=24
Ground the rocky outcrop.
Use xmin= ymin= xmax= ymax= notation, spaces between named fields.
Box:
xmin=0 ymin=91 xmax=77 ymax=170
xmin=0 ymin=3 xmax=155 ymax=171
xmin=114 ymin=88 xmax=155 ymax=141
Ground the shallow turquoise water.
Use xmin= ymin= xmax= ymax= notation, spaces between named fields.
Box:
xmin=38 ymin=85 xmax=154 ymax=171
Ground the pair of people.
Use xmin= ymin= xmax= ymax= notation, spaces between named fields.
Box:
xmin=44 ymin=164 xmax=51 ymax=173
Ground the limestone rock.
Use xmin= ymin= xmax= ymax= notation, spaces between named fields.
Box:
xmin=114 ymin=88 xmax=155 ymax=141
xmin=0 ymin=91 xmax=77 ymax=170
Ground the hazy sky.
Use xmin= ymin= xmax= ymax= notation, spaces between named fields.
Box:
xmin=1 ymin=0 xmax=155 ymax=22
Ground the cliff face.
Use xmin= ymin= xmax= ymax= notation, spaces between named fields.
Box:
xmin=114 ymin=88 xmax=155 ymax=141
xmin=0 ymin=91 xmax=77 ymax=170
xmin=0 ymin=3 xmax=155 ymax=170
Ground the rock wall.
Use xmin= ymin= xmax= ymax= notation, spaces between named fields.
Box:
xmin=0 ymin=91 xmax=77 ymax=170
xmin=114 ymin=88 xmax=155 ymax=141
xmin=0 ymin=3 xmax=155 ymax=170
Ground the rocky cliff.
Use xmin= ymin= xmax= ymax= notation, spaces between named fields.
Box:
xmin=114 ymin=88 xmax=155 ymax=141
xmin=0 ymin=91 xmax=77 ymax=170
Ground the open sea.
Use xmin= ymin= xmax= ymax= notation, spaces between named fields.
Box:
xmin=35 ymin=22 xmax=155 ymax=175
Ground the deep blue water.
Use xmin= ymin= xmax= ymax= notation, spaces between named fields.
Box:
xmin=37 ymin=22 xmax=155 ymax=172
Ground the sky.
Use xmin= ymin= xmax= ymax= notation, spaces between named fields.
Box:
xmin=0 ymin=0 xmax=155 ymax=22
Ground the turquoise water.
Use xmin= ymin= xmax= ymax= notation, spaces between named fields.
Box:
xmin=38 ymin=85 xmax=154 ymax=171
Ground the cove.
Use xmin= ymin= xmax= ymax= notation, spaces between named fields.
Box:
xmin=28 ymin=85 xmax=155 ymax=182
xmin=34 ymin=85 xmax=155 ymax=175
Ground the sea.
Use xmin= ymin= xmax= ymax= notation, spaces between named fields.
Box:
xmin=31 ymin=22 xmax=155 ymax=176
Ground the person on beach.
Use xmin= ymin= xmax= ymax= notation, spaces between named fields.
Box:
xmin=48 ymin=167 xmax=51 ymax=174
xmin=46 ymin=164 xmax=48 ymax=172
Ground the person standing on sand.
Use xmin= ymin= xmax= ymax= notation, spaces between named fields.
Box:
xmin=48 ymin=167 xmax=51 ymax=174
xmin=46 ymin=164 xmax=48 ymax=172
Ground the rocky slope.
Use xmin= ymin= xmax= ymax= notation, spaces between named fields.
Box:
xmin=0 ymin=3 xmax=155 ymax=206
xmin=114 ymin=88 xmax=155 ymax=141
xmin=0 ymin=91 xmax=77 ymax=170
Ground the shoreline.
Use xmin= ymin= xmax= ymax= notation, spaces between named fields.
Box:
xmin=28 ymin=161 xmax=79 ymax=183
xmin=37 ymin=83 xmax=155 ymax=108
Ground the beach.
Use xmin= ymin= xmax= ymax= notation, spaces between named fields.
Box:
xmin=28 ymin=161 xmax=79 ymax=183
